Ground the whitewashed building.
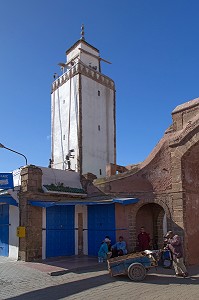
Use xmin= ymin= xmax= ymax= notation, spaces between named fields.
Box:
xmin=0 ymin=169 xmax=20 ymax=259
xmin=51 ymin=27 xmax=116 ymax=178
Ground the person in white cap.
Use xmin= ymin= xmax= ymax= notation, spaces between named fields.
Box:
xmin=98 ymin=238 xmax=111 ymax=263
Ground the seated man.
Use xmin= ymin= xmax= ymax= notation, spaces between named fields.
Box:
xmin=111 ymin=236 xmax=127 ymax=257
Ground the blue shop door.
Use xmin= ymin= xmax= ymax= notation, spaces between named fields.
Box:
xmin=0 ymin=205 xmax=9 ymax=256
xmin=88 ymin=204 xmax=116 ymax=256
xmin=46 ymin=206 xmax=75 ymax=258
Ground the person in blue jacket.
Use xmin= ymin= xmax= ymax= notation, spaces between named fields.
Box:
xmin=98 ymin=238 xmax=111 ymax=262
xmin=111 ymin=236 xmax=127 ymax=257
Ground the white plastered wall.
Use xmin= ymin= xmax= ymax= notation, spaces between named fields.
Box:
xmin=52 ymin=74 xmax=79 ymax=171
xmin=51 ymin=62 xmax=115 ymax=177
xmin=75 ymin=205 xmax=88 ymax=255
xmin=81 ymin=75 xmax=115 ymax=177
xmin=67 ymin=42 xmax=99 ymax=71
xmin=9 ymin=205 xmax=19 ymax=259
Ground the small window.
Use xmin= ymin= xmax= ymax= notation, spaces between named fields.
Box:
xmin=98 ymin=125 xmax=100 ymax=131
xmin=63 ymin=100 xmax=65 ymax=104
xmin=63 ymin=135 xmax=65 ymax=140
xmin=98 ymin=90 xmax=100 ymax=96
xmin=99 ymin=169 xmax=102 ymax=175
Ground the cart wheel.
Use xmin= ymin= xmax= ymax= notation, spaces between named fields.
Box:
xmin=127 ymin=263 xmax=146 ymax=281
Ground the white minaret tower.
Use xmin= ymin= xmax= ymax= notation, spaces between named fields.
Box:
xmin=51 ymin=25 xmax=116 ymax=178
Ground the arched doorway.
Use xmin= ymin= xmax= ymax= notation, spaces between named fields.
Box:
xmin=136 ymin=203 xmax=166 ymax=250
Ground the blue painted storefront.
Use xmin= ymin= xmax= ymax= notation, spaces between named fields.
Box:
xmin=88 ymin=204 xmax=116 ymax=256
xmin=45 ymin=203 xmax=116 ymax=258
xmin=0 ymin=204 xmax=9 ymax=256
xmin=33 ymin=198 xmax=138 ymax=259
xmin=46 ymin=205 xmax=75 ymax=258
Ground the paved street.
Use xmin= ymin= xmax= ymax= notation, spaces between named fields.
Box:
xmin=0 ymin=257 xmax=199 ymax=300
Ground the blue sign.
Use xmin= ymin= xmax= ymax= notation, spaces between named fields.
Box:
xmin=0 ymin=173 xmax=14 ymax=189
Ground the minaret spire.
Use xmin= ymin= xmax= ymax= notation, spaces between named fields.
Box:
xmin=80 ymin=24 xmax=85 ymax=40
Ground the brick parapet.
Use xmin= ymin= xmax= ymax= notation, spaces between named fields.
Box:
xmin=51 ymin=61 xmax=115 ymax=93
xmin=20 ymin=165 xmax=42 ymax=193
xmin=172 ymin=97 xmax=199 ymax=131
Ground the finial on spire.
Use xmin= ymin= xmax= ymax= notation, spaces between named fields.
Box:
xmin=80 ymin=24 xmax=85 ymax=40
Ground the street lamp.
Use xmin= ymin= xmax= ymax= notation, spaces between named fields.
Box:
xmin=0 ymin=143 xmax=28 ymax=166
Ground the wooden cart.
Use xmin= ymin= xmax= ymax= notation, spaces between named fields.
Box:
xmin=107 ymin=252 xmax=158 ymax=281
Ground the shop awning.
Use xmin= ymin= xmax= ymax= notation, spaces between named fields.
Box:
xmin=28 ymin=200 xmax=112 ymax=207
xmin=0 ymin=196 xmax=18 ymax=206
xmin=28 ymin=198 xmax=139 ymax=207
xmin=112 ymin=198 xmax=139 ymax=205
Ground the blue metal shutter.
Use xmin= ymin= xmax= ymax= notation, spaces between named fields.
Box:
xmin=0 ymin=204 xmax=9 ymax=256
xmin=88 ymin=204 xmax=116 ymax=256
xmin=46 ymin=206 xmax=75 ymax=258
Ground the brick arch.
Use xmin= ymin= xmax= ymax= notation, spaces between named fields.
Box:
xmin=132 ymin=198 xmax=171 ymax=220
xmin=181 ymin=138 xmax=199 ymax=161
xmin=169 ymin=128 xmax=199 ymax=264
xmin=170 ymin=126 xmax=199 ymax=193
xmin=170 ymin=124 xmax=199 ymax=160
xmin=127 ymin=199 xmax=171 ymax=252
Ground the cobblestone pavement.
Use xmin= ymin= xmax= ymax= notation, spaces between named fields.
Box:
xmin=0 ymin=257 xmax=199 ymax=300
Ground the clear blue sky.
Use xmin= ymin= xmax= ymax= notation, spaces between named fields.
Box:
xmin=1 ymin=0 xmax=199 ymax=172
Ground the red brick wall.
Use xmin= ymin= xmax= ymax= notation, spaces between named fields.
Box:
xmin=182 ymin=143 xmax=199 ymax=264
xmin=115 ymin=203 xmax=129 ymax=250
xmin=94 ymin=137 xmax=172 ymax=195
